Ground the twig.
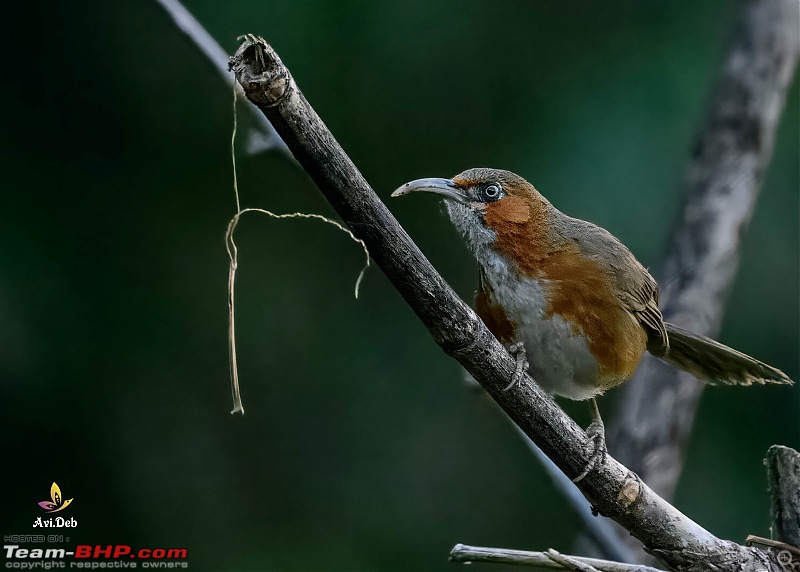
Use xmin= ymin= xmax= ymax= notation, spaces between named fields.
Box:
xmin=747 ymin=536 xmax=800 ymax=558
xmin=449 ymin=544 xmax=662 ymax=572
xmin=153 ymin=0 xmax=294 ymax=158
xmin=229 ymin=33 xmax=789 ymax=571
xmin=607 ymin=0 xmax=799 ymax=509
xmin=546 ymin=549 xmax=602 ymax=572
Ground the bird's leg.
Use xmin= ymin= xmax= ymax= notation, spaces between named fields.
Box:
xmin=572 ymin=398 xmax=607 ymax=484
xmin=503 ymin=341 xmax=529 ymax=391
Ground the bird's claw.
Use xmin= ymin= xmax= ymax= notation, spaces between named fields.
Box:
xmin=573 ymin=400 xmax=607 ymax=483
xmin=503 ymin=341 xmax=529 ymax=391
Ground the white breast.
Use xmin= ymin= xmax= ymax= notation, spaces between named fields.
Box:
xmin=483 ymin=251 xmax=602 ymax=401
xmin=444 ymin=199 xmax=602 ymax=400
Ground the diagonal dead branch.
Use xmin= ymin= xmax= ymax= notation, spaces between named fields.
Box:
xmin=229 ymin=33 xmax=791 ymax=571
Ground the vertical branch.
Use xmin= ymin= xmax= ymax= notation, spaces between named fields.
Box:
xmin=608 ymin=0 xmax=799 ymax=507
xmin=765 ymin=445 xmax=800 ymax=548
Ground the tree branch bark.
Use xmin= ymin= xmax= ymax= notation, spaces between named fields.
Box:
xmin=766 ymin=445 xmax=800 ymax=548
xmin=229 ymin=33 xmax=790 ymax=571
xmin=607 ymin=0 xmax=799 ymax=505
xmin=510 ymin=422 xmax=637 ymax=564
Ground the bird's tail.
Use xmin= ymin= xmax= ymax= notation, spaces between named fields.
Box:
xmin=657 ymin=322 xmax=794 ymax=386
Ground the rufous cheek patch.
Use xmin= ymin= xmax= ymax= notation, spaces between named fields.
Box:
xmin=486 ymin=196 xmax=531 ymax=226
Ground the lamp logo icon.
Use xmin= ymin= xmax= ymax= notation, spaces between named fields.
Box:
xmin=38 ymin=482 xmax=73 ymax=513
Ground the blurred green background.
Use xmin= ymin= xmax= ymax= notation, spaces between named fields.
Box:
xmin=1 ymin=1 xmax=797 ymax=570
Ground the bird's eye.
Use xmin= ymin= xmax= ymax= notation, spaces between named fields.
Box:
xmin=480 ymin=183 xmax=504 ymax=202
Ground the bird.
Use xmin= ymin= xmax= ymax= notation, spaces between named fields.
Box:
xmin=392 ymin=167 xmax=793 ymax=481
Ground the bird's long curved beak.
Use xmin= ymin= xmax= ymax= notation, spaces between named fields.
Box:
xmin=391 ymin=178 xmax=470 ymax=204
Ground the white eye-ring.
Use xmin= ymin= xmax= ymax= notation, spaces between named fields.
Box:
xmin=481 ymin=183 xmax=503 ymax=201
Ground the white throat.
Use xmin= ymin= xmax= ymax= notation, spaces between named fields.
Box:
xmin=444 ymin=200 xmax=510 ymax=277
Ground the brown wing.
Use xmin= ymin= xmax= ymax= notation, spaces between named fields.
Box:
xmin=566 ymin=216 xmax=669 ymax=354
xmin=614 ymin=268 xmax=669 ymax=356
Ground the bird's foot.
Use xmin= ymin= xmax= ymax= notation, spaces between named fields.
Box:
xmin=572 ymin=399 xmax=607 ymax=484
xmin=503 ymin=341 xmax=529 ymax=391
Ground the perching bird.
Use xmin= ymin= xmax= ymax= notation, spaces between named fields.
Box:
xmin=392 ymin=168 xmax=792 ymax=480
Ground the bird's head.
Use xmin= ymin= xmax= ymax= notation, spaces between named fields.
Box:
xmin=392 ymin=168 xmax=555 ymax=264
